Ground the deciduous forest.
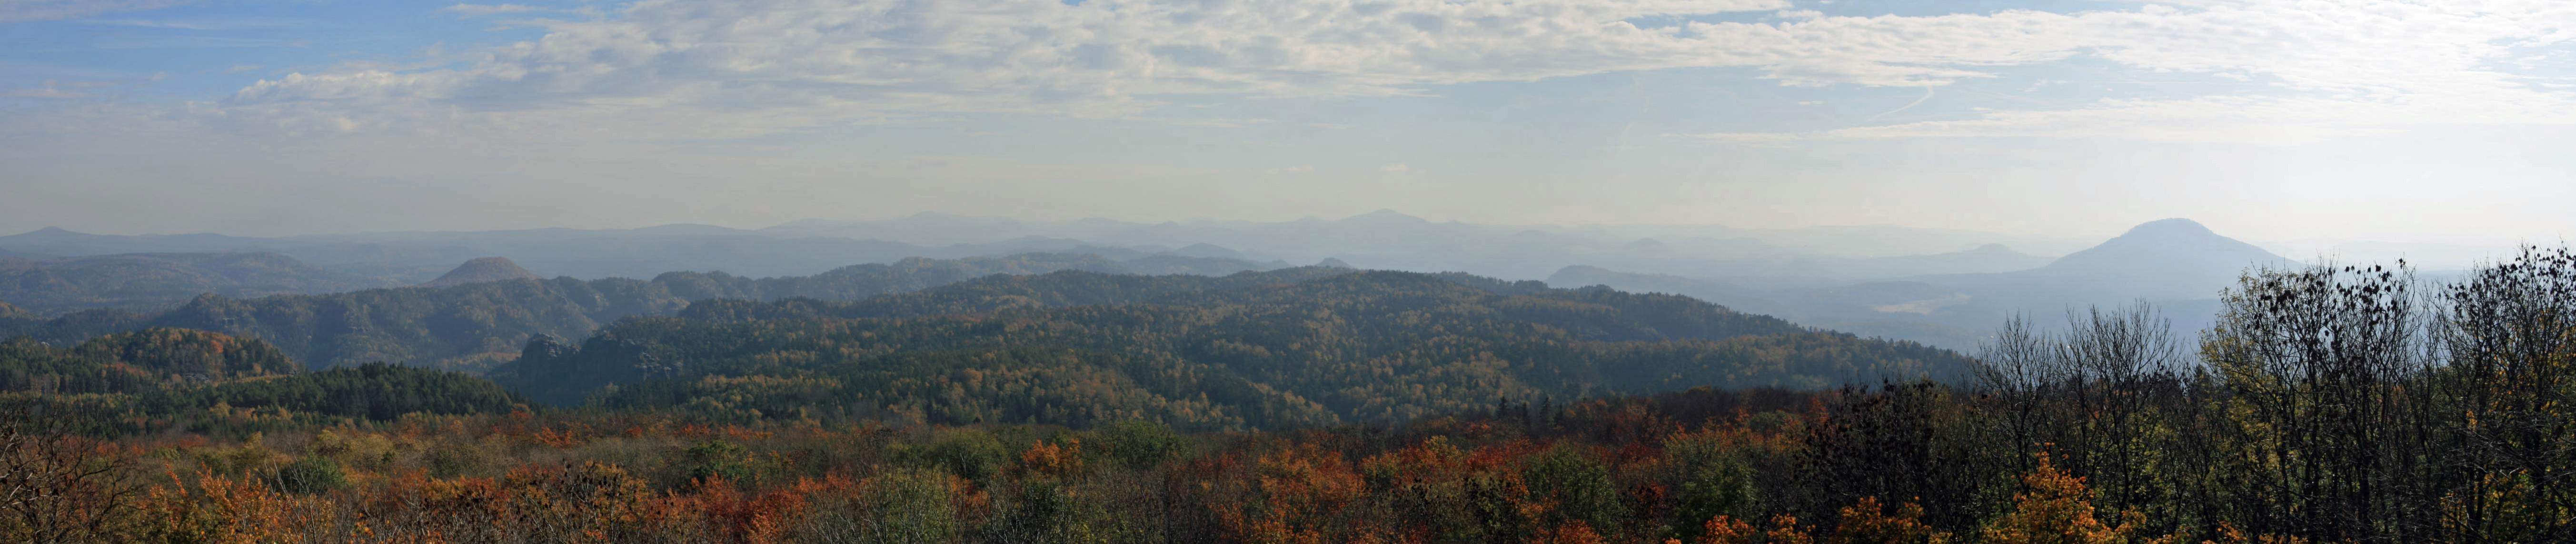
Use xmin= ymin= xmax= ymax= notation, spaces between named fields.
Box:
xmin=7 ymin=248 xmax=2576 ymax=542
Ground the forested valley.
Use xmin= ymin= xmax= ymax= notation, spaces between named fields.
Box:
xmin=7 ymin=248 xmax=2576 ymax=542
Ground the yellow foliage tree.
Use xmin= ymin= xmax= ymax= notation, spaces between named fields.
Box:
xmin=1979 ymin=454 xmax=2165 ymax=544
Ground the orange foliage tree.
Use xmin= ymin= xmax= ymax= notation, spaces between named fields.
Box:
xmin=1980 ymin=454 xmax=2166 ymax=544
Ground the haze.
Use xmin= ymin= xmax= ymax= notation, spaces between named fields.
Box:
xmin=6 ymin=0 xmax=2575 ymax=250
xmin=15 ymin=4 xmax=2576 ymax=540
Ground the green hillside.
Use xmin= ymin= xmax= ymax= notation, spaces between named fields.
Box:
xmin=494 ymin=269 xmax=1972 ymax=430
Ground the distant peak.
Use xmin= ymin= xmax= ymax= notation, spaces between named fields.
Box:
xmin=2040 ymin=217 xmax=2289 ymax=275
xmin=2119 ymin=218 xmax=2215 ymax=238
xmin=422 ymin=256 xmax=541 ymax=287
xmin=1315 ymin=257 xmax=1355 ymax=269
xmin=1342 ymin=209 xmax=1428 ymax=223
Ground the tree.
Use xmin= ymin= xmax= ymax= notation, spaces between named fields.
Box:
xmin=1980 ymin=454 xmax=2151 ymax=544
xmin=2201 ymin=262 xmax=2424 ymax=540
xmin=0 ymin=408 xmax=143 ymax=543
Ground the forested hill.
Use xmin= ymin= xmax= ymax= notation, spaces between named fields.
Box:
xmin=0 ymin=329 xmax=526 ymax=433
xmin=493 ymin=268 xmax=1973 ymax=430
xmin=0 ymin=253 xmax=1242 ymax=372
xmin=0 ymin=328 xmax=297 ymax=393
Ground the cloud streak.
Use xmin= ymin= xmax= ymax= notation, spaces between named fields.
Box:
xmin=0 ymin=0 xmax=194 ymax=23
xmin=184 ymin=0 xmax=2576 ymax=143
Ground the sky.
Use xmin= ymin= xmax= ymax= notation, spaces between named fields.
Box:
xmin=3 ymin=0 xmax=2574 ymax=246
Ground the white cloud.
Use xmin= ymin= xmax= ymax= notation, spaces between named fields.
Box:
xmin=4 ymin=79 xmax=129 ymax=100
xmin=207 ymin=0 xmax=2576 ymax=142
xmin=1687 ymin=0 xmax=2576 ymax=142
xmin=1686 ymin=96 xmax=2417 ymax=145
xmin=93 ymin=35 xmax=307 ymax=49
xmin=79 ymin=16 xmax=305 ymax=29
xmin=0 ymin=0 xmax=193 ymax=23
xmin=5 ymin=87 xmax=87 ymax=99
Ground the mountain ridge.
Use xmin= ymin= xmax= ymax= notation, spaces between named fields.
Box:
xmin=0 ymin=252 xmax=1294 ymax=371
xmin=0 ymin=251 xmax=403 ymax=316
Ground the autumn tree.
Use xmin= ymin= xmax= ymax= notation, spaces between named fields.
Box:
xmin=0 ymin=409 xmax=143 ymax=543
xmin=1981 ymin=454 xmax=2155 ymax=544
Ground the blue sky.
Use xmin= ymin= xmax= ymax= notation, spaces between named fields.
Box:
xmin=4 ymin=0 xmax=2574 ymax=247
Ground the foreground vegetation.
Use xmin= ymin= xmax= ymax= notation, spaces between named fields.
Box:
xmin=8 ymin=247 xmax=2576 ymax=542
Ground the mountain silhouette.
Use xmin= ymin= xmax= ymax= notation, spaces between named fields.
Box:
xmin=422 ymin=257 xmax=542 ymax=287
xmin=2035 ymin=219 xmax=2290 ymax=280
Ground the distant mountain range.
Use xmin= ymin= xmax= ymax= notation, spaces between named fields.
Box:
xmin=0 ymin=211 xmax=2078 ymax=293
xmin=0 ymin=224 xmax=1276 ymax=286
xmin=0 ymin=252 xmax=1290 ymax=371
xmin=767 ymin=210 xmax=2106 ymax=257
xmin=1552 ymin=218 xmax=2296 ymax=350
xmin=0 ymin=252 xmax=403 ymax=315
xmin=0 ymin=213 xmax=2435 ymax=354
xmin=0 ymin=232 xmax=1292 ymax=317
xmin=0 ymin=213 xmax=2401 ymax=424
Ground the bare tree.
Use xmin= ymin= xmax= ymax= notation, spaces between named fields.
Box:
xmin=2201 ymin=262 xmax=2423 ymax=541
xmin=1977 ymin=302 xmax=2184 ymax=517
xmin=1976 ymin=313 xmax=2055 ymax=479
xmin=0 ymin=405 xmax=143 ymax=544
xmin=2432 ymin=245 xmax=2576 ymax=541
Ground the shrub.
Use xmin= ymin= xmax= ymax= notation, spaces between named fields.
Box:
xmin=273 ymin=456 xmax=346 ymax=494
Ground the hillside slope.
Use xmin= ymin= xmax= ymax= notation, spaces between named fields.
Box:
xmin=491 ymin=269 xmax=1973 ymax=429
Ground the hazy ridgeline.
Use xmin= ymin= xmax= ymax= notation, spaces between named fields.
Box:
xmin=0 ymin=217 xmax=2330 ymax=356
xmin=5 ymin=247 xmax=2576 ymax=542
xmin=0 ymin=253 xmax=1267 ymax=373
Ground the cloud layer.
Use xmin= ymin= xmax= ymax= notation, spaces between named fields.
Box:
xmin=12 ymin=0 xmax=2576 ymax=248
xmin=190 ymin=0 xmax=2562 ymax=142
xmin=196 ymin=0 xmax=2573 ymax=141
xmin=1694 ymin=1 xmax=2576 ymax=142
